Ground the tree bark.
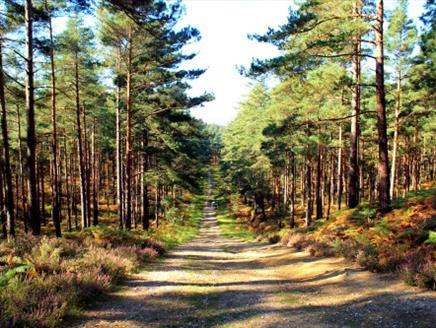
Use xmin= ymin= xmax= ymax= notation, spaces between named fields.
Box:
xmin=16 ymin=105 xmax=28 ymax=232
xmin=116 ymin=48 xmax=123 ymax=229
xmin=348 ymin=11 xmax=361 ymax=209
xmin=82 ymin=104 xmax=91 ymax=228
xmin=290 ymin=151 xmax=296 ymax=228
xmin=390 ymin=73 xmax=401 ymax=199
xmin=141 ymin=131 xmax=150 ymax=230
xmin=305 ymin=143 xmax=313 ymax=227
xmin=0 ymin=41 xmax=15 ymax=239
xmin=40 ymin=163 xmax=46 ymax=222
xmin=63 ymin=138 xmax=72 ymax=231
xmin=91 ymin=117 xmax=98 ymax=225
xmin=25 ymin=0 xmax=40 ymax=235
xmin=316 ymin=138 xmax=323 ymax=220
xmin=46 ymin=1 xmax=61 ymax=237
xmin=0 ymin=150 xmax=6 ymax=239
xmin=412 ymin=127 xmax=420 ymax=191
xmin=74 ymin=53 xmax=88 ymax=229
xmin=375 ymin=0 xmax=390 ymax=212
xmin=125 ymin=25 xmax=133 ymax=230
xmin=337 ymin=126 xmax=343 ymax=209
xmin=327 ymin=152 xmax=335 ymax=218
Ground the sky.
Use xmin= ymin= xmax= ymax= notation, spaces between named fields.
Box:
xmin=180 ymin=0 xmax=426 ymax=126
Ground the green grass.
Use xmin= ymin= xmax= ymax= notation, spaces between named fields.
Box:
xmin=216 ymin=208 xmax=255 ymax=242
xmin=152 ymin=194 xmax=205 ymax=250
xmin=391 ymin=188 xmax=435 ymax=208
xmin=277 ymin=291 xmax=304 ymax=305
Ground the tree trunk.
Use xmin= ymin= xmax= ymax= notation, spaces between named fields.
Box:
xmin=316 ymin=138 xmax=323 ymax=220
xmin=284 ymin=153 xmax=289 ymax=208
xmin=348 ymin=13 xmax=361 ymax=209
xmin=74 ymin=54 xmax=88 ymax=229
xmin=290 ymin=151 xmax=296 ymax=228
xmin=82 ymin=104 xmax=91 ymax=228
xmin=0 ymin=41 xmax=15 ymax=239
xmin=375 ymin=0 xmax=390 ymax=212
xmin=337 ymin=126 xmax=343 ymax=209
xmin=141 ymin=131 xmax=150 ymax=230
xmin=115 ymin=48 xmax=123 ymax=229
xmin=70 ymin=147 xmax=78 ymax=229
xmin=25 ymin=0 xmax=40 ymax=235
xmin=390 ymin=73 xmax=401 ymax=199
xmin=327 ymin=152 xmax=335 ymax=218
xmin=359 ymin=139 xmax=364 ymax=202
xmin=91 ymin=117 xmax=98 ymax=225
xmin=124 ymin=26 xmax=133 ymax=230
xmin=40 ymin=164 xmax=46 ymax=222
xmin=412 ymin=127 xmax=420 ymax=191
xmin=155 ymin=182 xmax=160 ymax=228
xmin=63 ymin=138 xmax=72 ymax=231
xmin=305 ymin=151 xmax=312 ymax=227
xmin=46 ymin=2 xmax=61 ymax=237
xmin=0 ymin=151 xmax=6 ymax=239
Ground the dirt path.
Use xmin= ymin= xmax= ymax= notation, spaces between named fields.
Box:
xmin=74 ymin=205 xmax=436 ymax=328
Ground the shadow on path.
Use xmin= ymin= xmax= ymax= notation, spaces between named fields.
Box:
xmin=73 ymin=205 xmax=436 ymax=328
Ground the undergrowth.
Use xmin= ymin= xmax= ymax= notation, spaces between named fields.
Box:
xmin=0 ymin=194 xmax=203 ymax=328
xmin=226 ymin=187 xmax=436 ymax=290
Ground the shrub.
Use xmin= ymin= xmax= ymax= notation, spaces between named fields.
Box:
xmin=0 ymin=236 xmax=37 ymax=259
xmin=0 ymin=276 xmax=69 ymax=328
xmin=82 ymin=247 xmax=130 ymax=283
xmin=142 ymin=239 xmax=165 ymax=255
xmin=27 ymin=237 xmax=63 ymax=274
xmin=400 ymin=255 xmax=424 ymax=287
xmin=166 ymin=207 xmax=183 ymax=223
xmin=137 ymin=247 xmax=159 ymax=260
xmin=67 ymin=268 xmax=112 ymax=304
xmin=355 ymin=244 xmax=379 ymax=272
xmin=0 ymin=229 xmax=168 ymax=328
xmin=268 ymin=234 xmax=281 ymax=244
xmin=333 ymin=238 xmax=361 ymax=260
xmin=280 ymin=231 xmax=293 ymax=246
xmin=307 ymin=242 xmax=334 ymax=257
xmin=84 ymin=224 xmax=135 ymax=248
xmin=286 ymin=233 xmax=311 ymax=250
xmin=416 ymin=261 xmax=436 ymax=290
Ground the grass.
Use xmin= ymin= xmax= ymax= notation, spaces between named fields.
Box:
xmin=216 ymin=208 xmax=256 ymax=242
xmin=277 ymin=291 xmax=303 ymax=306
xmin=151 ymin=194 xmax=204 ymax=250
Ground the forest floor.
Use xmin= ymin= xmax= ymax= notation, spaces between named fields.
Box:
xmin=73 ymin=205 xmax=436 ymax=328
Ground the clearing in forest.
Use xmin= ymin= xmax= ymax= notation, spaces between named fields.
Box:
xmin=74 ymin=205 xmax=436 ymax=328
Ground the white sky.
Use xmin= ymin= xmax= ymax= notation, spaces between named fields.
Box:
xmin=181 ymin=0 xmax=426 ymax=126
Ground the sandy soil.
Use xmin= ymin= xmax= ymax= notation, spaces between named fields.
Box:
xmin=72 ymin=206 xmax=436 ymax=328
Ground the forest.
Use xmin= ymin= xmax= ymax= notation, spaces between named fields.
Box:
xmin=0 ymin=0 xmax=435 ymax=327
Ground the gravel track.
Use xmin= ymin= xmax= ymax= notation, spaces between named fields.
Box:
xmin=73 ymin=205 xmax=436 ymax=328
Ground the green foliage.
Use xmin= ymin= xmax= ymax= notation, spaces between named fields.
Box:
xmin=154 ymin=196 xmax=202 ymax=249
xmin=425 ymin=231 xmax=436 ymax=244
xmin=0 ymin=264 xmax=30 ymax=288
